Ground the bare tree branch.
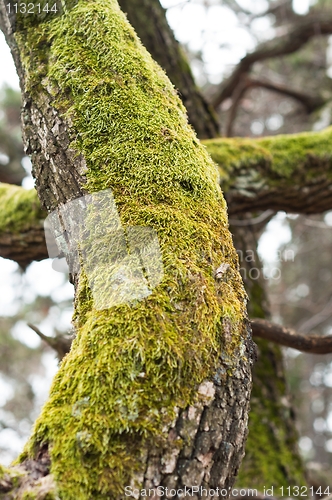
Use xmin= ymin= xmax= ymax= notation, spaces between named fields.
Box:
xmin=257 ymin=0 xmax=298 ymax=22
xmin=0 ymin=226 xmax=48 ymax=268
xmin=225 ymin=76 xmax=324 ymax=137
xmin=211 ymin=12 xmax=332 ymax=109
xmin=246 ymin=78 xmax=324 ymax=113
xmin=229 ymin=210 xmax=275 ymax=226
xmin=296 ymin=296 xmax=332 ymax=334
xmin=27 ymin=324 xmax=73 ymax=361
xmin=225 ymin=78 xmax=251 ymax=137
xmin=251 ymin=318 xmax=332 ymax=354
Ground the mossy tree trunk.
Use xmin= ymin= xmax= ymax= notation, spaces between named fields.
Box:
xmin=117 ymin=0 xmax=220 ymax=140
xmin=0 ymin=0 xmax=311 ymax=495
xmin=0 ymin=1 xmax=254 ymax=498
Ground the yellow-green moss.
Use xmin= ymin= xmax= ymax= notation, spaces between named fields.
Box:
xmin=21 ymin=492 xmax=57 ymax=500
xmin=0 ymin=183 xmax=45 ymax=233
xmin=14 ymin=1 xmax=248 ymax=498
xmin=203 ymin=126 xmax=332 ymax=189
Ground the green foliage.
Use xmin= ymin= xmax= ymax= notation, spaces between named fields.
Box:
xmin=14 ymin=1 xmax=248 ymax=497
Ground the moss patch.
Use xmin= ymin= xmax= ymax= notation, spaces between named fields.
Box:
xmin=203 ymin=126 xmax=332 ymax=189
xmin=15 ymin=1 xmax=248 ymax=498
xmin=0 ymin=183 xmax=45 ymax=234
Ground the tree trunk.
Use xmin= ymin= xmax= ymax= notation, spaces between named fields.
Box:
xmin=118 ymin=0 xmax=220 ymax=140
xmin=0 ymin=1 xmax=254 ymax=498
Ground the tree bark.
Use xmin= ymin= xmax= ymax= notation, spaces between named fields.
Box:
xmin=0 ymin=1 xmax=253 ymax=497
xmin=0 ymin=183 xmax=47 ymax=268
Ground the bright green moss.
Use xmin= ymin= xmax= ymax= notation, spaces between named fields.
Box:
xmin=259 ymin=127 xmax=332 ymax=177
xmin=204 ymin=126 xmax=332 ymax=189
xmin=14 ymin=1 xmax=248 ymax=498
xmin=0 ymin=183 xmax=45 ymax=233
xmin=21 ymin=493 xmax=38 ymax=500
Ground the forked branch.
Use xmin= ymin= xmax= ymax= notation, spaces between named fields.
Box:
xmin=212 ymin=11 xmax=332 ymax=108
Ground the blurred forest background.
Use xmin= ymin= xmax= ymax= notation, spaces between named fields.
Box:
xmin=1 ymin=0 xmax=332 ymax=486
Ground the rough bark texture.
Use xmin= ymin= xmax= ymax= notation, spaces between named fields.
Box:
xmin=0 ymin=226 xmax=46 ymax=268
xmin=0 ymin=1 xmax=253 ymax=498
xmin=133 ymin=368 xmax=252 ymax=498
xmin=118 ymin=0 xmax=220 ymax=140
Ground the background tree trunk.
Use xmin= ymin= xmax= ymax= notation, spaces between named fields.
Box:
xmin=231 ymin=223 xmax=307 ymax=490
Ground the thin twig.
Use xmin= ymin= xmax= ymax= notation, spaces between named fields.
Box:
xmin=251 ymin=318 xmax=332 ymax=354
xmin=27 ymin=323 xmax=72 ymax=360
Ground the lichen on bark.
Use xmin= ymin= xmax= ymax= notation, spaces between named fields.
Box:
xmin=0 ymin=1 xmax=253 ymax=498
